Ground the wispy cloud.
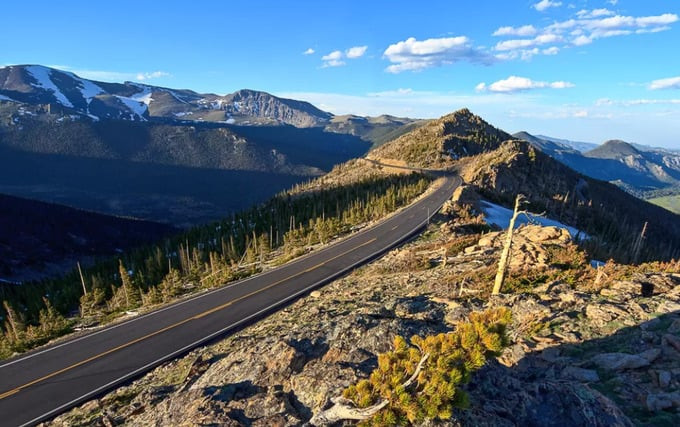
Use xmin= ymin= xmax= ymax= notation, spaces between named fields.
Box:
xmin=320 ymin=46 xmax=367 ymax=67
xmin=51 ymin=65 xmax=171 ymax=82
xmin=576 ymin=8 xmax=614 ymax=19
xmin=533 ymin=0 xmax=562 ymax=12
xmin=491 ymin=11 xmax=678 ymax=59
xmin=136 ymin=71 xmax=169 ymax=81
xmin=476 ymin=76 xmax=574 ymax=93
xmin=303 ymin=48 xmax=315 ymax=55
xmin=649 ymin=76 xmax=680 ymax=90
xmin=275 ymin=89 xmax=530 ymax=118
xmin=493 ymin=25 xmax=537 ymax=37
xmin=596 ymin=97 xmax=680 ymax=106
xmin=346 ymin=46 xmax=367 ymax=58
xmin=321 ymin=50 xmax=345 ymax=68
xmin=383 ymin=36 xmax=494 ymax=73
xmin=495 ymin=33 xmax=562 ymax=51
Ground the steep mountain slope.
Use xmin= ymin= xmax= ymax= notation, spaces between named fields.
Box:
xmin=0 ymin=193 xmax=175 ymax=283
xmin=514 ymin=132 xmax=680 ymax=195
xmin=370 ymin=109 xmax=680 ymax=262
xmin=369 ymin=108 xmax=510 ymax=167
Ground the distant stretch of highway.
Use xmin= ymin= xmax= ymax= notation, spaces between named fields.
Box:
xmin=0 ymin=171 xmax=461 ymax=426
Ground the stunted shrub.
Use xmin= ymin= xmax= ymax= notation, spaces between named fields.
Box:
xmin=339 ymin=307 xmax=511 ymax=426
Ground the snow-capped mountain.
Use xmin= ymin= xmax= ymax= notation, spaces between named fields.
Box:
xmin=0 ymin=65 xmax=331 ymax=126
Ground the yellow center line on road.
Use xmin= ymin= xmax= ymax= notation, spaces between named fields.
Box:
xmin=391 ymin=225 xmax=399 ymax=230
xmin=0 ymin=237 xmax=377 ymax=400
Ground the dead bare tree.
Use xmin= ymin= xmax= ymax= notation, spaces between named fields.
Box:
xmin=631 ymin=221 xmax=648 ymax=264
xmin=492 ymin=194 xmax=528 ymax=295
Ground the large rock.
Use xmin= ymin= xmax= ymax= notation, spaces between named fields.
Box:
xmin=591 ymin=349 xmax=660 ymax=371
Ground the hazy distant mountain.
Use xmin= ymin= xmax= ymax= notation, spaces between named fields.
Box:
xmin=584 ymin=139 xmax=641 ymax=159
xmin=533 ymin=134 xmax=598 ymax=153
xmin=324 ymin=114 xmax=427 ymax=147
xmin=514 ymin=131 xmax=680 ymax=195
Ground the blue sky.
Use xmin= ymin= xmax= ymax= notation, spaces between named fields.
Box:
xmin=1 ymin=0 xmax=679 ymax=148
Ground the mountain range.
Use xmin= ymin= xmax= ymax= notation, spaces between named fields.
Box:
xmin=514 ymin=131 xmax=680 ymax=197
xmin=0 ymin=65 xmax=425 ymax=227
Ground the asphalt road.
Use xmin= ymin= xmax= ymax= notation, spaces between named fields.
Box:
xmin=0 ymin=172 xmax=461 ymax=426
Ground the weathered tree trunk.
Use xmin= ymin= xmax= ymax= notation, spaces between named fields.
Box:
xmin=631 ymin=221 xmax=648 ymax=264
xmin=492 ymin=195 xmax=523 ymax=295
xmin=310 ymin=354 xmax=429 ymax=426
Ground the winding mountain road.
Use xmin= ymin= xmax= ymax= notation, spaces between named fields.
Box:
xmin=0 ymin=171 xmax=460 ymax=426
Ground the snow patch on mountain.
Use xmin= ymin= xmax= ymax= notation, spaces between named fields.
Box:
xmin=76 ymin=77 xmax=104 ymax=101
xmin=0 ymin=94 xmax=17 ymax=102
xmin=114 ymin=95 xmax=148 ymax=119
xmin=480 ymin=200 xmax=588 ymax=240
xmin=130 ymin=86 xmax=153 ymax=106
xmin=25 ymin=65 xmax=74 ymax=108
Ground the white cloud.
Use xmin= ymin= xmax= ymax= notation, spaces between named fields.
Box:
xmin=303 ymin=48 xmax=315 ymax=55
xmin=321 ymin=50 xmax=345 ymax=68
xmin=573 ymin=110 xmax=589 ymax=118
xmin=649 ymin=76 xmax=680 ymax=90
xmin=320 ymin=46 xmax=367 ymax=67
xmin=495 ymin=33 xmax=562 ymax=51
xmin=50 ymin=66 xmax=170 ymax=82
xmin=608 ymin=0 xmax=618 ymax=5
xmin=493 ymin=25 xmax=537 ymax=37
xmin=576 ymin=9 xmax=614 ymax=19
xmin=572 ymin=35 xmax=593 ymax=45
xmin=346 ymin=46 xmax=368 ymax=58
xmin=479 ymin=76 xmax=574 ymax=93
xmin=533 ymin=0 xmax=562 ymax=12
xmin=383 ymin=36 xmax=494 ymax=73
xmin=502 ymin=12 xmax=678 ymax=51
xmin=136 ymin=71 xmax=169 ymax=81
xmin=475 ymin=82 xmax=487 ymax=92
xmin=542 ymin=46 xmax=560 ymax=55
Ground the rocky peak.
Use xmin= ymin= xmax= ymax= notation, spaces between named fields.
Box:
xmin=369 ymin=108 xmax=513 ymax=168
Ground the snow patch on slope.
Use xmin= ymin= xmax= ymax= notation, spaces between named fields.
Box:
xmin=114 ymin=95 xmax=148 ymax=119
xmin=75 ymin=76 xmax=103 ymax=101
xmin=480 ymin=200 xmax=588 ymax=239
xmin=25 ymin=65 xmax=74 ymax=107
xmin=130 ymin=86 xmax=153 ymax=106
xmin=0 ymin=93 xmax=17 ymax=102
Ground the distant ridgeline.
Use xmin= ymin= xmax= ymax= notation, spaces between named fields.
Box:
xmin=0 ymin=65 xmax=426 ymax=227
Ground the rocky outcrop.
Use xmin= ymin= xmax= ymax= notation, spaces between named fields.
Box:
xmin=45 ymin=224 xmax=680 ymax=426
xmin=464 ymin=224 xmax=572 ymax=271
